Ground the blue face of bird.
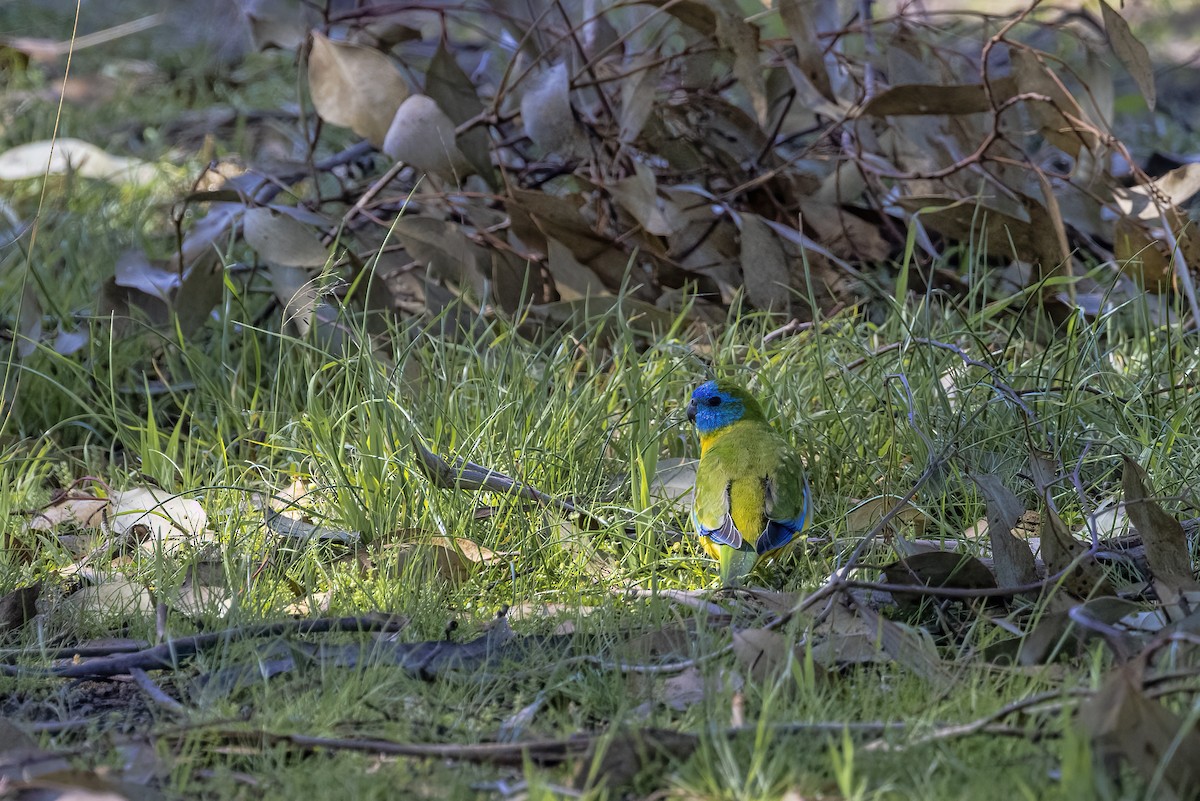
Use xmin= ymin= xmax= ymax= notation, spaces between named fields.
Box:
xmin=687 ymin=381 xmax=745 ymax=433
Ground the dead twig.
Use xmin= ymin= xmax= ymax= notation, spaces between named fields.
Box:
xmin=130 ymin=667 xmax=187 ymax=714
xmin=1 ymin=615 xmax=408 ymax=678
xmin=412 ymin=436 xmax=609 ymax=528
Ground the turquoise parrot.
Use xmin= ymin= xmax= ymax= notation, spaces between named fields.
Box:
xmin=686 ymin=380 xmax=810 ymax=584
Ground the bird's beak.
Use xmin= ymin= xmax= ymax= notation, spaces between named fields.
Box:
xmin=686 ymin=400 xmax=697 ymax=424
xmin=718 ymin=547 xmax=759 ymax=586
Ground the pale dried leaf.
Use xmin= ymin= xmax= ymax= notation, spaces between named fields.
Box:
xmin=1010 ymin=48 xmax=1098 ymax=157
xmin=170 ymin=202 xmax=243 ymax=287
xmin=620 ymin=624 xmax=694 ymax=661
xmin=860 ymin=78 xmax=1018 ymax=116
xmin=777 ymin=0 xmax=833 ymax=101
xmin=783 ymin=61 xmax=846 ymax=121
xmin=1074 ymin=45 xmax=1115 ymax=132
xmin=388 ymin=538 xmax=502 ymax=584
xmin=650 ymin=457 xmax=697 ymax=507
xmin=267 ymin=264 xmax=322 ymax=338
xmin=1100 ymin=0 xmax=1156 ymax=111
xmin=738 ymin=213 xmax=791 ymax=311
xmin=428 ymin=535 xmax=508 ymax=564
xmin=243 ymin=207 xmax=330 ymax=267
xmin=393 ymin=216 xmax=488 ymax=297
xmin=971 ymin=473 xmax=1038 ymax=589
xmin=573 ymin=727 xmax=698 ymax=794
xmin=425 ymin=41 xmax=492 ymax=180
xmin=1040 ymin=504 xmax=1113 ymax=598
xmin=844 ymin=495 xmax=927 ymax=536
xmin=107 ymin=487 xmax=208 ymax=542
xmin=1090 ymin=503 xmax=1131 ymax=539
xmin=114 ymin=250 xmax=179 ymax=302
xmin=733 ymin=627 xmax=794 ymax=684
xmin=0 ymin=138 xmax=158 ymax=184
xmin=609 ymin=163 xmax=685 ymax=236
xmin=809 ymin=601 xmax=886 ymax=667
xmin=545 ymin=237 xmax=610 ymax=300
xmin=797 ymin=199 xmax=890 ymax=262
xmin=382 ymin=94 xmax=469 ymax=179
xmin=242 ymin=0 xmax=311 ymax=50
xmin=1115 ymin=219 xmax=1172 ymax=290
xmin=521 ymin=62 xmax=582 ymax=157
xmin=53 ymin=324 xmax=89 ymax=356
xmin=170 ymin=581 xmax=232 ymax=618
xmin=28 ymin=495 xmax=108 ymax=531
xmin=715 ymin=10 xmax=765 ymax=122
xmin=656 ymin=666 xmax=710 ymax=711
xmin=308 ymin=31 xmax=408 ymax=147
xmin=619 ymin=60 xmax=660 ymax=143
xmin=1122 ymin=457 xmax=1199 ymax=593
xmin=1113 ymin=162 xmax=1200 ymax=221
xmin=1078 ymin=663 xmax=1200 ymax=796
xmin=854 ymin=600 xmax=953 ymax=684
xmin=68 ymin=578 xmax=156 ymax=617
xmin=643 ymin=0 xmax=717 ymax=35
xmin=896 ymin=196 xmax=1035 ymax=259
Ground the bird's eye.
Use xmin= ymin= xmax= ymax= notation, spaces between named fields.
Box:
xmin=707 ymin=397 xmax=722 ymax=407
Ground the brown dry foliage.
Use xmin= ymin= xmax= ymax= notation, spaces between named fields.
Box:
xmin=97 ymin=0 xmax=1199 ymax=338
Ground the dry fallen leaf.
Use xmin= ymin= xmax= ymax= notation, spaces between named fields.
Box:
xmin=0 ymin=584 xmax=40 ymax=634
xmin=732 ymin=627 xmax=813 ymax=685
xmin=308 ymin=31 xmax=408 ymax=147
xmin=67 ymin=578 xmax=156 ymax=619
xmin=777 ymin=0 xmax=834 ymax=102
xmin=0 ymin=138 xmax=159 ymax=184
xmin=738 ymin=213 xmax=791 ymax=312
xmin=243 ymin=207 xmax=330 ymax=267
xmin=609 ymin=163 xmax=685 ymax=237
xmin=574 ymin=727 xmax=698 ymax=793
xmin=1099 ymin=0 xmax=1156 ymax=111
xmin=1039 ymin=504 xmax=1114 ymax=599
xmin=521 ymin=62 xmax=582 ymax=157
xmin=544 ymin=237 xmax=610 ymax=301
xmin=382 ymin=536 xmax=505 ymax=585
xmin=1122 ymin=457 xmax=1200 ymax=605
xmin=106 ymin=487 xmax=208 ymax=545
xmin=971 ymin=474 xmax=1038 ymax=589
xmin=424 ymin=40 xmax=492 ymax=181
xmin=383 ymin=94 xmax=470 ymax=179
xmin=844 ymin=495 xmax=928 ymax=537
xmin=28 ymin=494 xmax=108 ymax=531
xmin=1078 ymin=661 xmax=1200 ymax=798
xmin=881 ymin=550 xmax=996 ymax=610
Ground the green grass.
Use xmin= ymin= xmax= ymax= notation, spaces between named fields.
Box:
xmin=2 ymin=264 xmax=1198 ymax=798
xmin=4 ymin=10 xmax=1200 ymax=798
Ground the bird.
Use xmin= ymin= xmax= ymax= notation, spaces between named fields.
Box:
xmin=686 ymin=379 xmax=810 ymax=584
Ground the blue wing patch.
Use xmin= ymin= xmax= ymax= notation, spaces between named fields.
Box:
xmin=692 ymin=482 xmax=746 ymax=549
xmin=693 ymin=509 xmax=744 ymax=549
xmin=755 ymin=480 xmax=810 ymax=555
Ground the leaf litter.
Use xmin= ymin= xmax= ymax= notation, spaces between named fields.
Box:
xmin=4 ymin=0 xmax=1200 ymax=796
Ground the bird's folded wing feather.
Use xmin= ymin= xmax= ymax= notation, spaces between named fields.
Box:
xmin=756 ymin=452 xmax=810 ymax=555
xmin=693 ymin=467 xmax=744 ymax=549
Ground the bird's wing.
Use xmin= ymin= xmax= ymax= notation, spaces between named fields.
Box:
xmin=756 ymin=450 xmax=810 ymax=556
xmin=693 ymin=459 xmax=744 ymax=550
